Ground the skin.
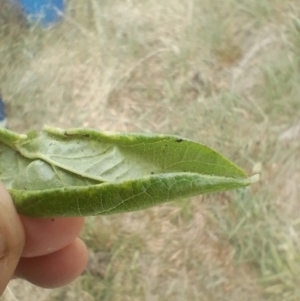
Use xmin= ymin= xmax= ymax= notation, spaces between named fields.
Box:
xmin=0 ymin=184 xmax=88 ymax=294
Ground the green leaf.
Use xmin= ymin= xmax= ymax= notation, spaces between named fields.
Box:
xmin=0 ymin=126 xmax=258 ymax=217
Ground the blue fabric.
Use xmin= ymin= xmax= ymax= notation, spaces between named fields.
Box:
xmin=0 ymin=94 xmax=5 ymax=122
xmin=17 ymin=0 xmax=64 ymax=27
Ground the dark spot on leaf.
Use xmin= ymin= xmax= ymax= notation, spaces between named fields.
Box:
xmin=64 ymin=131 xmax=72 ymax=137
xmin=51 ymin=218 xmax=55 ymax=222
xmin=175 ymin=138 xmax=184 ymax=143
xmin=150 ymin=172 xmax=154 ymax=174
xmin=82 ymin=134 xmax=90 ymax=138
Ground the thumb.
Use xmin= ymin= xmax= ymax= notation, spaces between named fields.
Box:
xmin=0 ymin=184 xmax=25 ymax=295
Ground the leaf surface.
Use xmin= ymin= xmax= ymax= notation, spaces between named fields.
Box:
xmin=0 ymin=126 xmax=258 ymax=217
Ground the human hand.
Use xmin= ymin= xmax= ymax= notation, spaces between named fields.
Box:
xmin=0 ymin=183 xmax=88 ymax=294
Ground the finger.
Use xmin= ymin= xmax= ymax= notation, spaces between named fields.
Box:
xmin=0 ymin=184 xmax=25 ymax=294
xmin=15 ymin=238 xmax=88 ymax=288
xmin=20 ymin=216 xmax=85 ymax=257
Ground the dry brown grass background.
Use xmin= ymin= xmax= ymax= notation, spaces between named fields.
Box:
xmin=1 ymin=0 xmax=300 ymax=300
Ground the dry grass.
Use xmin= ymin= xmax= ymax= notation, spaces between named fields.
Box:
xmin=1 ymin=0 xmax=300 ymax=300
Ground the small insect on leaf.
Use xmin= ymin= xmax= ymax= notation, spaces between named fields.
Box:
xmin=0 ymin=126 xmax=259 ymax=217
